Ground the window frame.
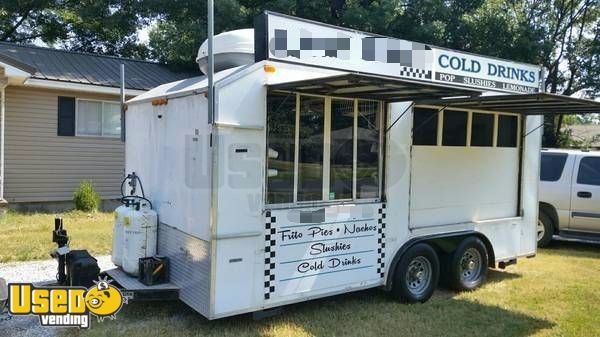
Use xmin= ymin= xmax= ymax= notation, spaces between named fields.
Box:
xmin=75 ymin=98 xmax=121 ymax=138
xmin=266 ymin=91 xmax=384 ymax=207
xmin=413 ymin=105 xmax=520 ymax=148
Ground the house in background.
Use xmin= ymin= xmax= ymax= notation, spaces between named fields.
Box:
xmin=564 ymin=124 xmax=600 ymax=150
xmin=0 ymin=42 xmax=197 ymax=211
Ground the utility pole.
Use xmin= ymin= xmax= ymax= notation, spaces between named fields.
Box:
xmin=207 ymin=0 xmax=214 ymax=123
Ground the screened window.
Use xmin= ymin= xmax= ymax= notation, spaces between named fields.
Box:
xmin=471 ymin=113 xmax=494 ymax=147
xmin=540 ymin=153 xmax=568 ymax=182
xmin=497 ymin=115 xmax=518 ymax=147
xmin=297 ymin=96 xmax=325 ymax=201
xmin=577 ymin=157 xmax=600 ymax=186
xmin=266 ymin=93 xmax=382 ymax=204
xmin=413 ymin=107 xmax=438 ymax=145
xmin=266 ymin=93 xmax=296 ymax=204
xmin=442 ymin=110 xmax=468 ymax=146
xmin=356 ymin=101 xmax=381 ymax=199
xmin=76 ymin=100 xmax=121 ymax=137
xmin=330 ymin=99 xmax=354 ymax=200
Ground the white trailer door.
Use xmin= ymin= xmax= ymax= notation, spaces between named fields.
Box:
xmin=569 ymin=155 xmax=600 ymax=232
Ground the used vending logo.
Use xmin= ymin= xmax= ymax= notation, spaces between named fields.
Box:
xmin=7 ymin=277 xmax=127 ymax=328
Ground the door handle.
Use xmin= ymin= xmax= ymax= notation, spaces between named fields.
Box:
xmin=577 ymin=191 xmax=592 ymax=198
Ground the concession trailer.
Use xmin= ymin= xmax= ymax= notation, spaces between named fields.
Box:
xmin=105 ymin=11 xmax=600 ymax=319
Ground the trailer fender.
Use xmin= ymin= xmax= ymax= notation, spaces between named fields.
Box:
xmin=384 ymin=230 xmax=495 ymax=291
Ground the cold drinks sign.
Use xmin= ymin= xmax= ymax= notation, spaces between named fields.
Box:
xmin=256 ymin=12 xmax=542 ymax=93
xmin=436 ymin=50 xmax=540 ymax=93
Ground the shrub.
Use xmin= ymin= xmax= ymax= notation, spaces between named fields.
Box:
xmin=73 ymin=180 xmax=101 ymax=212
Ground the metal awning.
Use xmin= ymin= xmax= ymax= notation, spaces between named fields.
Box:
xmin=416 ymin=93 xmax=600 ymax=115
xmin=268 ymin=73 xmax=482 ymax=101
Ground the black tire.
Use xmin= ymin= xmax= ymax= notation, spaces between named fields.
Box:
xmin=537 ymin=212 xmax=554 ymax=248
xmin=447 ymin=237 xmax=488 ymax=291
xmin=391 ymin=243 xmax=440 ymax=303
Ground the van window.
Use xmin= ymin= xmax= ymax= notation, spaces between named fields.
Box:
xmin=540 ymin=152 xmax=568 ymax=182
xmin=442 ymin=110 xmax=468 ymax=146
xmin=470 ymin=113 xmax=494 ymax=147
xmin=298 ymin=96 xmax=325 ymax=201
xmin=497 ymin=115 xmax=518 ymax=147
xmin=330 ymin=99 xmax=354 ymax=200
xmin=413 ymin=107 xmax=438 ymax=145
xmin=266 ymin=93 xmax=296 ymax=203
xmin=577 ymin=157 xmax=600 ymax=186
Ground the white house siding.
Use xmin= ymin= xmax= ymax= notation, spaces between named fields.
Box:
xmin=4 ymin=86 xmax=125 ymax=203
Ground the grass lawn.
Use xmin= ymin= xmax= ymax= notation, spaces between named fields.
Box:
xmin=54 ymin=241 xmax=599 ymax=337
xmin=0 ymin=211 xmax=113 ymax=262
xmin=2 ymin=211 xmax=598 ymax=336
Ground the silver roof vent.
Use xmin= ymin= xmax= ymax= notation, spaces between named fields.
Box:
xmin=196 ymin=29 xmax=254 ymax=75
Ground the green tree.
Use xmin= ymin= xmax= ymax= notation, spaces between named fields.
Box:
xmin=0 ymin=0 xmax=149 ymax=58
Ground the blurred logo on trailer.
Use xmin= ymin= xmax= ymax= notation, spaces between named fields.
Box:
xmin=7 ymin=276 xmax=127 ymax=328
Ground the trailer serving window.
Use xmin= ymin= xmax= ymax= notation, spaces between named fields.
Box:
xmin=266 ymin=92 xmax=383 ymax=205
xmin=412 ymin=107 xmax=519 ymax=148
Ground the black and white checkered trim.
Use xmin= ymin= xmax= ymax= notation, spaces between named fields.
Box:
xmin=264 ymin=211 xmax=276 ymax=300
xmin=399 ymin=67 xmax=432 ymax=80
xmin=376 ymin=204 xmax=386 ymax=278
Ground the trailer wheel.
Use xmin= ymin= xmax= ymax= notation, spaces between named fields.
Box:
xmin=447 ymin=237 xmax=488 ymax=291
xmin=391 ymin=243 xmax=439 ymax=303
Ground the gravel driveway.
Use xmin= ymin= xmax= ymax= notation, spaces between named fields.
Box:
xmin=0 ymin=256 xmax=114 ymax=337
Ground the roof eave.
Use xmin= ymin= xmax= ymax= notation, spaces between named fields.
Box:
xmin=23 ymin=78 xmax=147 ymax=96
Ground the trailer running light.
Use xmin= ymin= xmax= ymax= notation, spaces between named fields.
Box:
xmin=264 ymin=64 xmax=276 ymax=73
xmin=152 ymin=98 xmax=168 ymax=106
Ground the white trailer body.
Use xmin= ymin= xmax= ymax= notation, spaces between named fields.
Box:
xmin=119 ymin=12 xmax=594 ymax=319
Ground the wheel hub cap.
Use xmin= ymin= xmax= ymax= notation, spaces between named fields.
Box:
xmin=460 ymin=248 xmax=482 ymax=283
xmin=405 ymin=256 xmax=432 ymax=296
xmin=537 ymin=220 xmax=545 ymax=241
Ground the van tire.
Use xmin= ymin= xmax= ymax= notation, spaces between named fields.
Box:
xmin=447 ymin=237 xmax=488 ymax=291
xmin=537 ymin=212 xmax=554 ymax=248
xmin=391 ymin=243 xmax=439 ymax=303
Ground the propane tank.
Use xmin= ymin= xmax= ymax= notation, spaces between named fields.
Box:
xmin=110 ymin=204 xmax=128 ymax=267
xmin=122 ymin=201 xmax=158 ymax=276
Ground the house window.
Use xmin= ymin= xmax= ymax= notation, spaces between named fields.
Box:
xmin=470 ymin=113 xmax=494 ymax=147
xmin=266 ymin=93 xmax=382 ymax=205
xmin=442 ymin=109 xmax=468 ymax=146
xmin=413 ymin=107 xmax=439 ymax=145
xmin=76 ymin=100 xmax=121 ymax=137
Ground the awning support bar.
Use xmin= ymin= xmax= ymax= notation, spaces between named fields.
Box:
xmin=385 ymin=102 xmax=414 ymax=134
xmin=523 ymin=122 xmax=545 ymax=138
xmin=412 ymin=105 xmax=447 ymax=135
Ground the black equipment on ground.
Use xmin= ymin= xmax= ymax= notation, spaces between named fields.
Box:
xmin=138 ymin=256 xmax=169 ymax=286
xmin=66 ymin=250 xmax=100 ymax=288
xmin=51 ymin=217 xmax=99 ymax=287
xmin=51 ymin=217 xmax=69 ymax=284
